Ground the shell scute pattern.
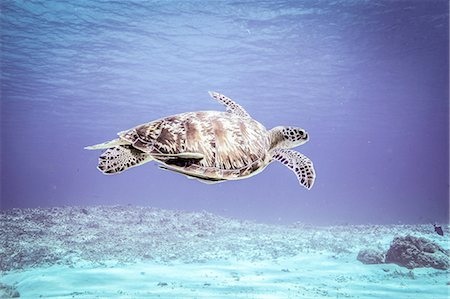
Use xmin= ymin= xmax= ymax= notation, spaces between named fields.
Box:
xmin=129 ymin=111 xmax=269 ymax=178
xmin=119 ymin=121 xmax=164 ymax=152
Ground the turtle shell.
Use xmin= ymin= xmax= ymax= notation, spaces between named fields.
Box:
xmin=119 ymin=111 xmax=270 ymax=180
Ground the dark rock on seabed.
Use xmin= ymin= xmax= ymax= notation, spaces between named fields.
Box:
xmin=357 ymin=248 xmax=385 ymax=264
xmin=385 ymin=235 xmax=450 ymax=270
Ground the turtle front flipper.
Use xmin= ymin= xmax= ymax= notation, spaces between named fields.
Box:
xmin=152 ymin=152 xmax=205 ymax=168
xmin=271 ymin=149 xmax=315 ymax=190
xmin=152 ymin=152 xmax=205 ymax=159
xmin=158 ymin=164 xmax=226 ymax=184
xmin=98 ymin=145 xmax=152 ymax=175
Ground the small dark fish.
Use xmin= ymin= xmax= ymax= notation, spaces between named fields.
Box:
xmin=434 ymin=224 xmax=444 ymax=236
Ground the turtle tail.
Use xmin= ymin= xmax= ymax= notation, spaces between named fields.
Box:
xmin=85 ymin=138 xmax=128 ymax=150
xmin=97 ymin=145 xmax=152 ymax=175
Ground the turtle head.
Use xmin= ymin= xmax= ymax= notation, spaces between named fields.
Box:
xmin=269 ymin=126 xmax=309 ymax=150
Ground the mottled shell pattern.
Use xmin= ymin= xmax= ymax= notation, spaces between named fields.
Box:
xmin=118 ymin=110 xmax=270 ymax=181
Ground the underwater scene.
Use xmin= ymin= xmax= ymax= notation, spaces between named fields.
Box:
xmin=1 ymin=0 xmax=449 ymax=298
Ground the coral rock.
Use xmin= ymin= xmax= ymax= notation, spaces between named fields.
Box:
xmin=385 ymin=235 xmax=449 ymax=270
xmin=357 ymin=248 xmax=385 ymax=264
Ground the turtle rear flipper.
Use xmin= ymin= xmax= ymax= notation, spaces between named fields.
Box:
xmin=98 ymin=145 xmax=152 ymax=175
xmin=271 ymin=149 xmax=315 ymax=190
xmin=208 ymin=91 xmax=250 ymax=118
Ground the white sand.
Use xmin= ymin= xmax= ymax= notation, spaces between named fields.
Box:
xmin=2 ymin=255 xmax=448 ymax=298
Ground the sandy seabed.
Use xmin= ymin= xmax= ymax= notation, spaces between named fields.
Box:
xmin=0 ymin=206 xmax=448 ymax=298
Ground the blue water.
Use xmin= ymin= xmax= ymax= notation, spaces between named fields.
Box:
xmin=1 ymin=0 xmax=448 ymax=225
xmin=1 ymin=2 xmax=449 ymax=298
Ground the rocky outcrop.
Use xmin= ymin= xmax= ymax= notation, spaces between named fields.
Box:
xmin=385 ymin=235 xmax=449 ymax=270
xmin=357 ymin=248 xmax=385 ymax=264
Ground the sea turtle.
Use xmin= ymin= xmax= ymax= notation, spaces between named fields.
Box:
xmin=85 ymin=92 xmax=316 ymax=189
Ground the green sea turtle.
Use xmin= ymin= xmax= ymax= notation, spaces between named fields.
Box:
xmin=85 ymin=92 xmax=316 ymax=189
